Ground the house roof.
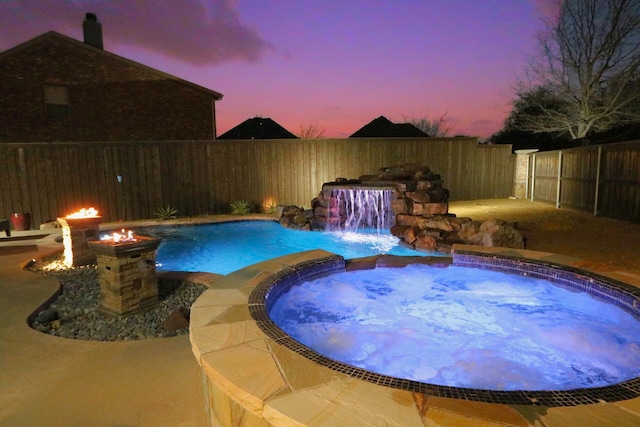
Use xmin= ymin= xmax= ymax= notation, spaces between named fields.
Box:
xmin=0 ymin=31 xmax=223 ymax=100
xmin=349 ymin=116 xmax=430 ymax=138
xmin=217 ymin=117 xmax=299 ymax=139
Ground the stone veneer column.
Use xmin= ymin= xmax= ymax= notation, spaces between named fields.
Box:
xmin=88 ymin=237 xmax=160 ymax=316
xmin=56 ymin=216 xmax=103 ymax=267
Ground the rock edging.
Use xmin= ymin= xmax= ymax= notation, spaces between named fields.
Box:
xmin=280 ymin=163 xmax=524 ymax=252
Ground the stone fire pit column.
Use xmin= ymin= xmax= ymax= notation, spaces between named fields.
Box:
xmin=57 ymin=216 xmax=103 ymax=267
xmin=88 ymin=236 xmax=161 ymax=316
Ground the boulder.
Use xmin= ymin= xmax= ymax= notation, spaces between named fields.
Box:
xmin=414 ymin=234 xmax=437 ymax=251
xmin=468 ymin=219 xmax=524 ymax=249
xmin=419 ymin=217 xmax=454 ymax=232
xmin=391 ymin=199 xmax=409 ymax=215
xmin=314 ymin=206 xmax=329 ymax=217
xmin=293 ymin=213 xmax=308 ymax=224
xmin=394 ymin=181 xmax=417 ymax=192
xmin=456 ymin=221 xmax=481 ymax=241
xmin=406 ymin=191 xmax=431 ymax=203
xmin=395 ymin=214 xmax=418 ymax=227
xmin=163 ymin=307 xmax=190 ymax=331
xmin=390 ymin=224 xmax=409 ymax=238
xmin=427 ymin=188 xmax=449 ymax=203
xmin=36 ymin=307 xmax=59 ymax=324
xmin=416 ymin=180 xmax=434 ymax=191
xmin=403 ymin=226 xmax=419 ymax=244
xmin=420 ymin=203 xmax=448 ymax=215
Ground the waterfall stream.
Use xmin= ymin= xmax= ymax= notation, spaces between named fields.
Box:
xmin=327 ymin=188 xmax=395 ymax=232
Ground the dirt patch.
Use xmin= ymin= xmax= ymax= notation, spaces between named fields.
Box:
xmin=449 ymin=198 xmax=640 ymax=271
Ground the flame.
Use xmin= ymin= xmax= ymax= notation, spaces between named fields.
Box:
xmin=262 ymin=197 xmax=277 ymax=214
xmin=101 ymin=228 xmax=137 ymax=244
xmin=67 ymin=207 xmax=99 ymax=218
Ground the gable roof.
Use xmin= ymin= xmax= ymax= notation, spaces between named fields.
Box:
xmin=0 ymin=31 xmax=223 ymax=100
xmin=218 ymin=117 xmax=299 ymax=139
xmin=349 ymin=116 xmax=430 ymax=138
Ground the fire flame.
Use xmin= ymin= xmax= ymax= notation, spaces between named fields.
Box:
xmin=67 ymin=207 xmax=99 ymax=218
xmin=101 ymin=228 xmax=137 ymax=244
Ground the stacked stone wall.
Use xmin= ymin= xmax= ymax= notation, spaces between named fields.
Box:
xmin=311 ymin=164 xmax=449 ymax=230
xmin=89 ymin=238 xmax=160 ymax=316
xmin=280 ymin=163 xmax=524 ymax=253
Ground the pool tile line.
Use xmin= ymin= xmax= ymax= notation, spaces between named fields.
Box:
xmin=452 ymin=249 xmax=640 ymax=319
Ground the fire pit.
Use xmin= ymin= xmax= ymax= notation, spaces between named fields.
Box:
xmin=88 ymin=230 xmax=161 ymax=316
xmin=57 ymin=207 xmax=102 ymax=267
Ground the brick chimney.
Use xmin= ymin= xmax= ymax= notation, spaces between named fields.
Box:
xmin=83 ymin=12 xmax=103 ymax=49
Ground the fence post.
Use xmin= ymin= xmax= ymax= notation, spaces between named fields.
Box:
xmin=593 ymin=145 xmax=602 ymax=216
xmin=530 ymin=153 xmax=536 ymax=201
xmin=556 ymin=150 xmax=562 ymax=208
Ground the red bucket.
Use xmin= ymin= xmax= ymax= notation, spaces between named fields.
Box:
xmin=11 ymin=213 xmax=31 ymax=231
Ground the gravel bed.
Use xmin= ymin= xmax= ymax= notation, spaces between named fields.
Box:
xmin=27 ymin=254 xmax=207 ymax=341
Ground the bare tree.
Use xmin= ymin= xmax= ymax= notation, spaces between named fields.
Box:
xmin=404 ymin=112 xmax=452 ymax=137
xmin=298 ymin=121 xmax=326 ymax=139
xmin=515 ymin=0 xmax=640 ymax=140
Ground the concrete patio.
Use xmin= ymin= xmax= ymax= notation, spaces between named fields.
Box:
xmin=0 ymin=230 xmax=208 ymax=427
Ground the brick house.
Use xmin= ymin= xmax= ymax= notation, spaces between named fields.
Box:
xmin=0 ymin=14 xmax=223 ymax=142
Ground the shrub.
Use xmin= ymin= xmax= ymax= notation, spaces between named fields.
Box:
xmin=230 ymin=200 xmax=252 ymax=215
xmin=154 ymin=206 xmax=179 ymax=220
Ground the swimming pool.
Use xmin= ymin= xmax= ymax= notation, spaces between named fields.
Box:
xmin=134 ymin=220 xmax=425 ymax=275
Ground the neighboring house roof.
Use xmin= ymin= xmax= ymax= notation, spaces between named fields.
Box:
xmin=218 ymin=117 xmax=299 ymax=139
xmin=0 ymin=31 xmax=223 ymax=100
xmin=349 ymin=116 xmax=430 ymax=138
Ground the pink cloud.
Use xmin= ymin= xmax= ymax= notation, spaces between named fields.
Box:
xmin=0 ymin=0 xmax=274 ymax=65
xmin=530 ymin=0 xmax=561 ymax=19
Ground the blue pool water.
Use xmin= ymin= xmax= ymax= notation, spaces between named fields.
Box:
xmin=269 ymin=264 xmax=640 ymax=391
xmin=134 ymin=220 xmax=425 ymax=275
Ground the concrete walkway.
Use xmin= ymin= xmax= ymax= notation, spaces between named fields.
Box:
xmin=0 ymin=231 xmax=207 ymax=427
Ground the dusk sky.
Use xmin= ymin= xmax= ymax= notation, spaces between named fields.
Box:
xmin=1 ymin=1 xmax=555 ymax=139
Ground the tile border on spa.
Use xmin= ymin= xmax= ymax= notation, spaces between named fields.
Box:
xmin=452 ymin=249 xmax=640 ymax=320
xmin=249 ymin=249 xmax=640 ymax=407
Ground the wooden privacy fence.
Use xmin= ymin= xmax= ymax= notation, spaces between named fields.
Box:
xmin=528 ymin=140 xmax=640 ymax=222
xmin=0 ymin=137 xmax=515 ymax=228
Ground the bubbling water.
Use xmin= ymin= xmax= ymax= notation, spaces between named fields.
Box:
xmin=269 ymin=264 xmax=640 ymax=391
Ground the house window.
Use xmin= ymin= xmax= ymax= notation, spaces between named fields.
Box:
xmin=44 ymin=85 xmax=70 ymax=119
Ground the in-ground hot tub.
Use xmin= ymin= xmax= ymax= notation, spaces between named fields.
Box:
xmin=267 ymin=258 xmax=640 ymax=393
xmin=189 ymin=245 xmax=640 ymax=426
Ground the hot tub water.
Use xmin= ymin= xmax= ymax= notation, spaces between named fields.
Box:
xmin=269 ymin=263 xmax=640 ymax=391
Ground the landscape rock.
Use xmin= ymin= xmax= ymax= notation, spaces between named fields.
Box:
xmin=276 ymin=162 xmax=524 ymax=253
xmin=392 ymin=215 xmax=525 ymax=252
xmin=283 ymin=163 xmax=450 ymax=231
xmin=163 ymin=307 xmax=190 ymax=331
xmin=27 ymin=254 xmax=207 ymax=341
xmin=414 ymin=234 xmax=437 ymax=251
xmin=35 ymin=307 xmax=59 ymax=324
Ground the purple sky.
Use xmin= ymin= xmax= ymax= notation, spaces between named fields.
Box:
xmin=1 ymin=0 xmax=556 ymax=139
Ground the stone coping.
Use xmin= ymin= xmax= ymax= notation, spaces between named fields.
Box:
xmin=100 ymin=214 xmax=277 ymax=232
xmin=189 ymin=245 xmax=640 ymax=426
